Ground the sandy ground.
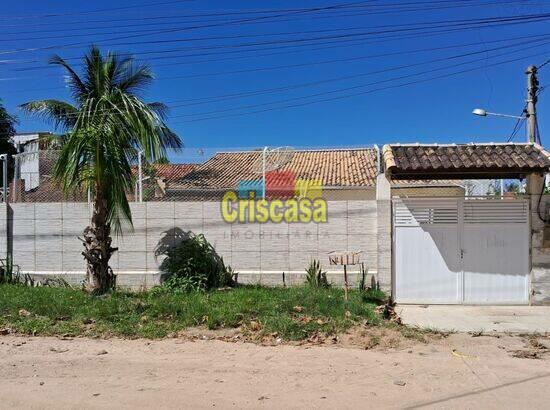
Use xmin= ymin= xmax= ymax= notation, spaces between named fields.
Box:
xmin=2 ymin=332 xmax=550 ymax=409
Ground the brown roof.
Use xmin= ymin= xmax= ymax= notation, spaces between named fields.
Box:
xmin=383 ymin=143 xmax=550 ymax=179
xmin=131 ymin=163 xmax=197 ymax=182
xmin=149 ymin=164 xmax=197 ymax=182
xmin=169 ymin=148 xmax=379 ymax=190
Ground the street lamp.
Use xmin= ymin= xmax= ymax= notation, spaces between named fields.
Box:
xmin=472 ymin=108 xmax=525 ymax=120
xmin=471 ymin=108 xmax=527 ymax=197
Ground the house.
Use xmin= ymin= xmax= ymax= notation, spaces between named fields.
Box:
xmin=5 ymin=142 xmax=550 ymax=305
xmin=11 ymin=132 xmax=53 ymax=192
xmin=381 ymin=142 xmax=550 ymax=304
xmin=11 ymin=144 xmax=464 ymax=202
xmin=134 ymin=163 xmax=198 ymax=200
xmin=160 ymin=148 xmax=465 ymax=201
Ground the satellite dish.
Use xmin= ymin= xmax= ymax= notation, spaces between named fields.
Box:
xmin=252 ymin=146 xmax=295 ymax=174
xmin=251 ymin=146 xmax=295 ymax=199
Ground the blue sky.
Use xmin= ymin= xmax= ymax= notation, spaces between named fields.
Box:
xmin=1 ymin=0 xmax=550 ymax=155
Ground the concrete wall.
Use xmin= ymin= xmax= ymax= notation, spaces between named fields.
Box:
xmin=530 ymin=184 xmax=550 ymax=304
xmin=3 ymin=201 xmax=378 ymax=289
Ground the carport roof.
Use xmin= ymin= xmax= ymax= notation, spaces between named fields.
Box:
xmin=382 ymin=143 xmax=550 ymax=179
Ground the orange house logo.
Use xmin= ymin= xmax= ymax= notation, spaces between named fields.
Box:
xmin=221 ymin=170 xmax=327 ymax=223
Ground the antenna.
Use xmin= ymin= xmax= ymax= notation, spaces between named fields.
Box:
xmin=252 ymin=146 xmax=295 ymax=198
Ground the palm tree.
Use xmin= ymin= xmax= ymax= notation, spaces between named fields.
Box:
xmin=21 ymin=46 xmax=181 ymax=294
xmin=0 ymin=100 xmax=18 ymax=187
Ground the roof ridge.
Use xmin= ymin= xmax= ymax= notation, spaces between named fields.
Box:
xmin=389 ymin=142 xmax=536 ymax=147
xmin=214 ymin=147 xmax=376 ymax=154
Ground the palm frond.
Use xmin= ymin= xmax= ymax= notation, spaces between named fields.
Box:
xmin=116 ymin=64 xmax=154 ymax=94
xmin=49 ymin=55 xmax=88 ymax=102
xmin=26 ymin=46 xmax=182 ymax=235
xmin=19 ymin=100 xmax=78 ymax=131
xmin=0 ymin=100 xmax=17 ymax=138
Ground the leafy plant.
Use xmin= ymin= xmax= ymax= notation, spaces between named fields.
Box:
xmin=159 ymin=233 xmax=234 ymax=292
xmin=305 ymin=259 xmax=329 ymax=288
xmin=361 ymin=288 xmax=386 ymax=305
xmin=0 ymin=255 xmax=20 ymax=285
xmin=0 ymin=100 xmax=17 ymax=186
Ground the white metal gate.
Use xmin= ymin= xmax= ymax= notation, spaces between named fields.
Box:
xmin=393 ymin=198 xmax=529 ymax=305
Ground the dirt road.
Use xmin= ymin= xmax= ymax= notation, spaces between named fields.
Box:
xmin=1 ymin=333 xmax=550 ymax=409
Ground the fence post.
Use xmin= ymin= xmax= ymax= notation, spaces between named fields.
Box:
xmin=138 ymin=150 xmax=143 ymax=203
xmin=0 ymin=154 xmax=7 ymax=203
xmin=12 ymin=154 xmax=19 ymax=203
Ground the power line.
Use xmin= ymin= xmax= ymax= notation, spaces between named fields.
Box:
xmin=0 ymin=0 xmax=521 ymax=45
xmin=169 ymin=41 xmax=550 ymax=119
xmin=0 ymin=0 xmax=511 ymax=30
xmin=0 ymin=29 xmax=496 ymax=95
xmin=173 ymin=49 xmax=550 ymax=123
xmin=152 ymin=33 xmax=550 ymax=81
xmin=507 ymin=108 xmax=527 ymax=142
xmin=0 ymin=0 xmax=527 ymax=40
xmin=0 ymin=1 xmax=378 ymax=56
xmin=7 ymin=38 xmax=548 ymax=125
xmin=0 ymin=0 xmax=196 ymax=20
xmin=3 ymin=13 xmax=550 ymax=74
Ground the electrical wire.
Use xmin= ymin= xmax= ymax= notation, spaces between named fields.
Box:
xmin=0 ymin=0 xmax=530 ymax=40
xmin=173 ymin=49 xmax=550 ymax=123
xmin=0 ymin=0 xmax=517 ymax=29
xmin=3 ymin=13 xmax=550 ymax=75
xmin=0 ymin=1 xmax=382 ymax=56
xmin=4 ymin=36 xmax=545 ymax=123
xmin=1 ymin=40 xmax=545 ymax=125
xmin=169 ymin=42 xmax=550 ymax=119
xmin=0 ymin=0 xmax=197 ymax=20
xmin=507 ymin=112 xmax=526 ymax=142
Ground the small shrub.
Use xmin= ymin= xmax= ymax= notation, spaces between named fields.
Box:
xmin=0 ymin=256 xmax=20 ymax=285
xmin=361 ymin=288 xmax=386 ymax=305
xmin=305 ymin=259 xmax=330 ymax=288
xmin=158 ymin=233 xmax=234 ymax=292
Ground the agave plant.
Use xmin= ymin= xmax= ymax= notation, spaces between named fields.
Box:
xmin=21 ymin=46 xmax=181 ymax=294
xmin=305 ymin=259 xmax=329 ymax=288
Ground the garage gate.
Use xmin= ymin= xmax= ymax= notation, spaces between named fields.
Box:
xmin=393 ymin=198 xmax=530 ymax=305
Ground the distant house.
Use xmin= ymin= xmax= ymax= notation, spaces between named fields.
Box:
xmin=160 ymin=148 xmax=465 ymax=201
xmin=10 ymin=145 xmax=464 ymax=202
xmin=11 ymin=132 xmax=53 ymax=192
xmin=133 ymin=163 xmax=198 ymax=201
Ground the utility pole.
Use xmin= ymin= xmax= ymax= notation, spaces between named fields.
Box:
xmin=526 ymin=65 xmax=539 ymax=143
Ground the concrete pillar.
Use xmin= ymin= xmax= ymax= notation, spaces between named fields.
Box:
xmin=376 ymin=173 xmax=392 ymax=293
xmin=0 ymin=203 xmax=7 ymax=260
xmin=526 ymin=173 xmax=550 ymax=304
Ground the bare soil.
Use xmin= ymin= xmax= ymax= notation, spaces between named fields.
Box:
xmin=2 ymin=328 xmax=550 ymax=409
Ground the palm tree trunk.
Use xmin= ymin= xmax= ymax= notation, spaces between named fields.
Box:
xmin=81 ymin=193 xmax=117 ymax=294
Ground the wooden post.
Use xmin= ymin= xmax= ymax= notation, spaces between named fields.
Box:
xmin=343 ymin=264 xmax=349 ymax=301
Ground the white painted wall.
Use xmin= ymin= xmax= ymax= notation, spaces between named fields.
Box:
xmin=3 ymin=201 xmax=378 ymax=287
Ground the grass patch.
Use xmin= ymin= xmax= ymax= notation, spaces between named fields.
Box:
xmin=0 ymin=285 xmax=382 ymax=340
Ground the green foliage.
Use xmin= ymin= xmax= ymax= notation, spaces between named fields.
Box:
xmin=0 ymin=100 xmax=17 ymax=183
xmin=0 ymin=256 xmax=19 ymax=285
xmin=305 ymin=259 xmax=330 ymax=288
xmin=0 ymin=100 xmax=17 ymax=139
xmin=20 ymin=46 xmax=181 ymax=233
xmin=505 ymin=181 xmax=521 ymax=193
xmin=0 ymin=285 xmax=380 ymax=340
xmin=159 ymin=233 xmax=234 ymax=292
xmin=361 ymin=288 xmax=386 ymax=305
